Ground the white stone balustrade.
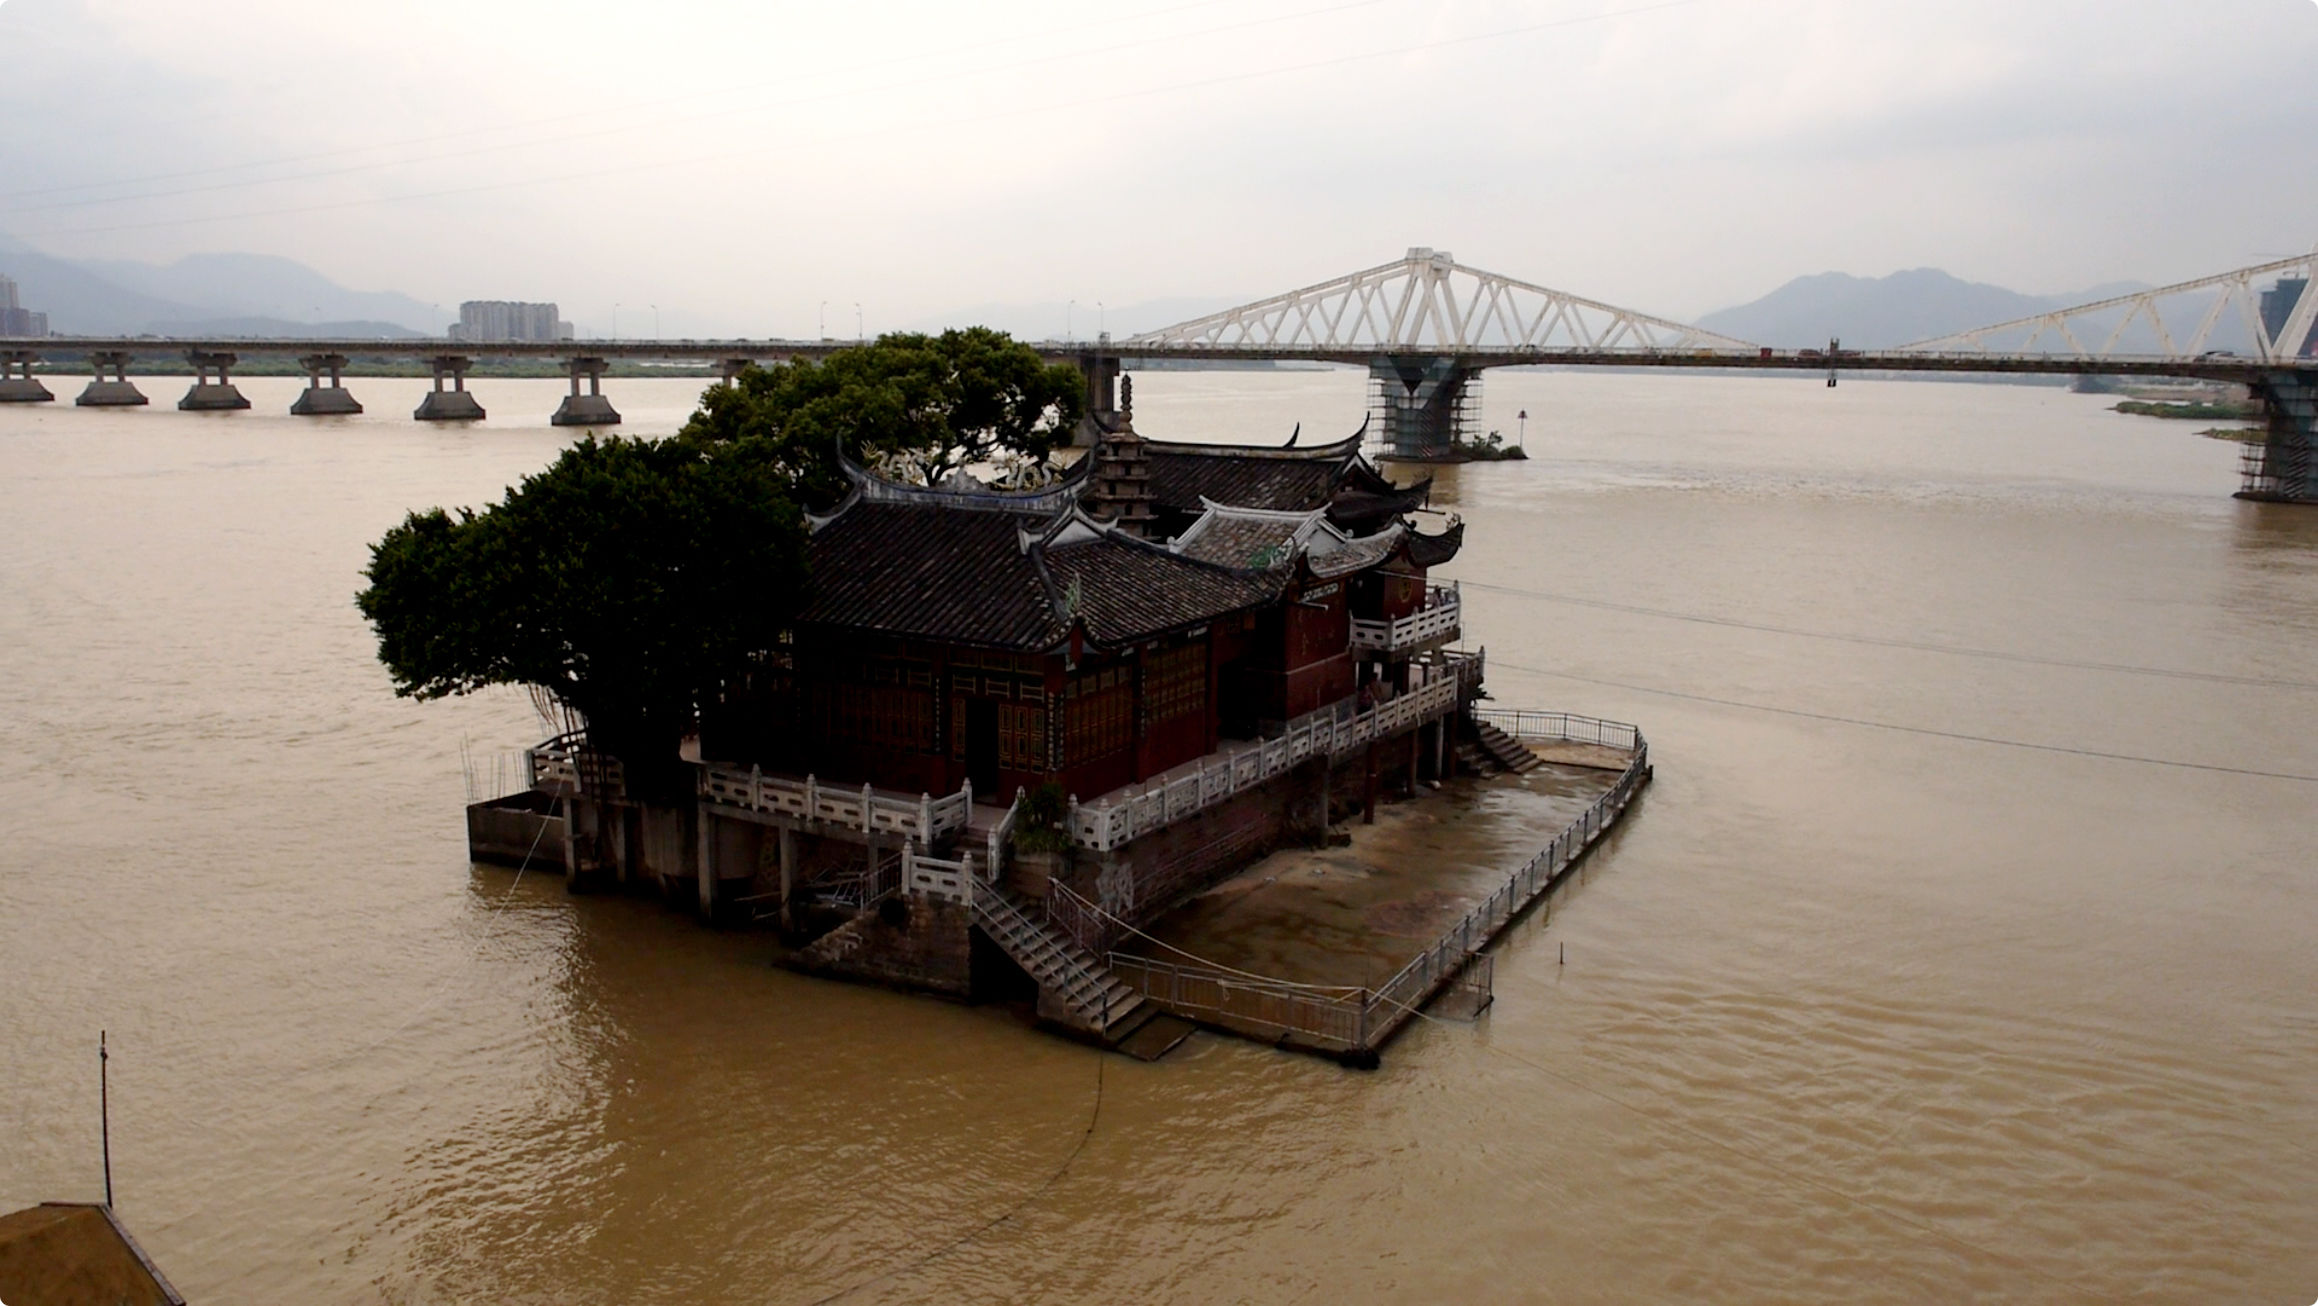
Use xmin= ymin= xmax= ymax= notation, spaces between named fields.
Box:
xmin=1068 ymin=674 xmax=1460 ymax=852
xmin=696 ymin=763 xmax=974 ymax=845
xmin=900 ymin=846 xmax=984 ymax=902
xmin=1350 ymin=583 xmax=1461 ymax=655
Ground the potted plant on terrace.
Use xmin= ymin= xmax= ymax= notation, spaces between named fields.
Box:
xmin=1008 ymin=783 xmax=1072 ymax=900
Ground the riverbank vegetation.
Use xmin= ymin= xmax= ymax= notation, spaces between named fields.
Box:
xmin=1453 ymin=430 xmax=1529 ymax=461
xmin=2114 ymin=398 xmax=2260 ymax=421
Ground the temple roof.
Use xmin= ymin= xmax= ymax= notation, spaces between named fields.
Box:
xmin=1140 ymin=424 xmax=1431 ymax=532
xmin=804 ymin=447 xmax=1091 ymax=528
xmin=1169 ymin=502 xmax=1341 ymax=570
xmin=803 ymin=498 xmax=1282 ymax=651
xmin=1169 ymin=499 xmax=1462 ymax=578
xmin=796 ymin=433 xmax=1450 ymax=650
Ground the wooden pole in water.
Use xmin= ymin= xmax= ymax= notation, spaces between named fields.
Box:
xmin=99 ymin=1030 xmax=113 ymax=1207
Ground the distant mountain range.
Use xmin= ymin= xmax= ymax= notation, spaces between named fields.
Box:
xmin=0 ymin=232 xmax=443 ymax=337
xmin=0 ymin=232 xmax=2227 ymax=354
xmin=1694 ymin=268 xmax=2154 ymax=350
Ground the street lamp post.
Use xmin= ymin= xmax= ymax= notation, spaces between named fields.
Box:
xmin=819 ymin=301 xmax=828 ymax=340
xmin=854 ymin=303 xmax=862 ymax=342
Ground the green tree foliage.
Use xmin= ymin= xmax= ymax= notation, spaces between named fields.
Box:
xmin=681 ymin=327 xmax=1086 ymax=501
xmin=357 ymin=436 xmax=807 ymax=791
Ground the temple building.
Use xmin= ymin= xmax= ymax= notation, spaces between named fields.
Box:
xmin=483 ymin=399 xmax=1490 ymax=1049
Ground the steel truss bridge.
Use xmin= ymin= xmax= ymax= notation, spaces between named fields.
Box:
xmin=3 ymin=245 xmax=2315 ymax=502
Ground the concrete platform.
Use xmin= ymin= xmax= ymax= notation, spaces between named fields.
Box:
xmin=414 ymin=390 xmax=486 ymax=421
xmin=1118 ymin=762 xmax=1624 ymax=991
xmin=1525 ymin=739 xmax=1634 ymax=771
xmin=290 ymin=386 xmax=363 ymax=416
xmin=76 ymin=381 xmax=148 ymax=407
xmin=0 ymin=378 xmax=54 ymax=403
xmin=178 ymin=382 xmax=250 ymax=411
xmin=551 ymin=393 xmax=621 ymax=426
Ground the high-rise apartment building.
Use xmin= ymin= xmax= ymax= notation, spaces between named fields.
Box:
xmin=0 ymin=275 xmax=50 ymax=337
xmin=2259 ymin=277 xmax=2316 ymax=357
xmin=449 ymin=300 xmax=573 ymax=342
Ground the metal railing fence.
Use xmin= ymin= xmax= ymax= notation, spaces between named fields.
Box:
xmin=1471 ymin=708 xmax=1639 ymax=751
xmin=1106 ymin=954 xmax=1368 ymax=1051
xmin=1105 ymin=713 xmax=1649 ymax=1056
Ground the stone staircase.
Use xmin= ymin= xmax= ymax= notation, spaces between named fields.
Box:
xmin=971 ymin=888 xmax=1150 ymax=1042
xmin=1465 ymin=718 xmax=1543 ymax=775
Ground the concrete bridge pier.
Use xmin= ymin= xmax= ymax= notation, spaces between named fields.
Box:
xmin=178 ymin=351 xmax=251 ymax=411
xmin=718 ymin=357 xmax=755 ymax=387
xmin=551 ymin=357 xmax=620 ymax=426
xmin=0 ymin=351 xmax=52 ymax=402
xmin=289 ymin=353 xmax=362 ymax=415
xmin=1368 ymin=356 xmax=1480 ymax=460
xmin=76 ymin=351 xmax=148 ymax=407
xmin=2238 ymin=373 xmax=2318 ymax=504
xmin=414 ymin=355 xmax=485 ymax=421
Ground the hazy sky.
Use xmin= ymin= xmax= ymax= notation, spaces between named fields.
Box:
xmin=1 ymin=0 xmax=2313 ymax=336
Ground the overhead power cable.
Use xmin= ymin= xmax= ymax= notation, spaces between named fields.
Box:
xmin=1457 ymin=578 xmax=2318 ymax=692
xmin=1487 ymin=658 xmax=2318 ymax=784
xmin=1372 ymin=992 xmax=2098 ymax=1298
xmin=802 ymin=1055 xmax=1107 ymax=1304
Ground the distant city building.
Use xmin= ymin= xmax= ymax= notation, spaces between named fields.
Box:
xmin=2259 ymin=277 xmax=2316 ymax=357
xmin=449 ymin=300 xmax=573 ymax=342
xmin=0 ymin=274 xmax=50 ymax=337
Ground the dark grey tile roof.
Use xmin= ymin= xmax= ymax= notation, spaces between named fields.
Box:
xmin=1405 ymin=519 xmax=1465 ymax=568
xmin=803 ymin=501 xmax=1283 ymax=651
xmin=1043 ymin=536 xmax=1283 ymax=645
xmin=1174 ymin=515 xmax=1305 ymax=570
xmin=1141 ymin=433 xmax=1428 ymax=535
xmin=803 ymin=504 xmax=1062 ymax=648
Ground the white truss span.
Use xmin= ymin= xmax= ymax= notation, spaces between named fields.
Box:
xmin=1130 ymin=247 xmax=1758 ymax=354
xmin=1899 ymin=249 xmax=2318 ymax=364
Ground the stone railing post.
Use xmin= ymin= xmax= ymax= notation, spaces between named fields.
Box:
xmin=860 ymin=782 xmax=873 ymax=832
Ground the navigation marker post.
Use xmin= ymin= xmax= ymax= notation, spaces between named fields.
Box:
xmin=100 ymin=1030 xmax=113 ymax=1207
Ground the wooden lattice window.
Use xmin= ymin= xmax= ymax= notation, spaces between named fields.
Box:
xmin=1063 ymin=666 xmax=1133 ymax=764
xmin=1142 ymin=643 xmax=1207 ymax=729
xmin=1000 ymin=703 xmax=1048 ymax=770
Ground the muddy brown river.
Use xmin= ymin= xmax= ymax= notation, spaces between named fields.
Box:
xmin=2 ymin=371 xmax=2312 ymax=1302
